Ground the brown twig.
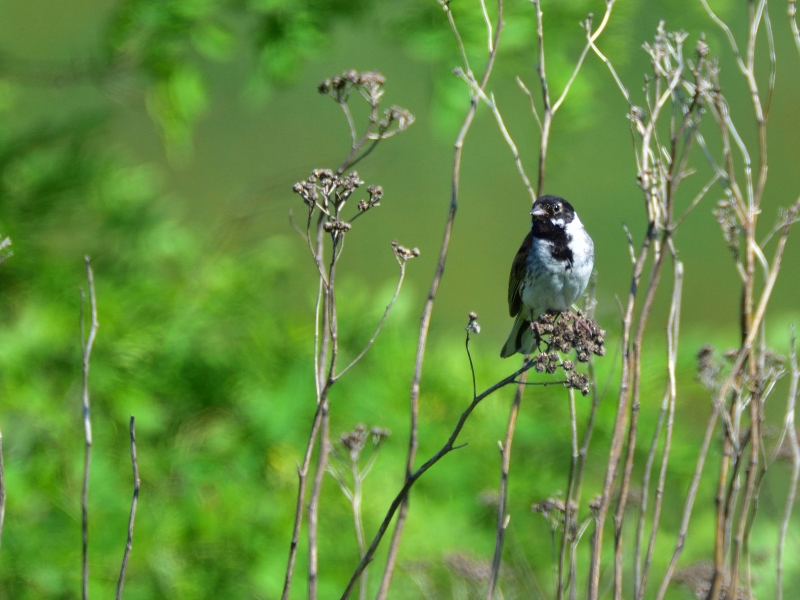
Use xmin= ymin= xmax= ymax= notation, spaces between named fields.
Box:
xmin=375 ymin=3 xmax=505 ymax=597
xmin=334 ymin=258 xmax=407 ymax=381
xmin=307 ymin=404 xmax=330 ymax=600
xmin=634 ymin=257 xmax=683 ymax=600
xmin=0 ymin=429 xmax=4 ymax=551
xmin=556 ymin=388 xmax=579 ymax=600
xmin=486 ymin=384 xmax=522 ymax=600
xmin=80 ymin=256 xmax=99 ymax=600
xmin=343 ymin=359 xmax=539 ymax=600
xmin=281 ymin=400 xmax=327 ymax=600
xmin=776 ymin=329 xmax=799 ymax=599
xmin=115 ymin=416 xmax=140 ymax=600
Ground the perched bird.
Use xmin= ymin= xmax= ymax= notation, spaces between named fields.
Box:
xmin=501 ymin=195 xmax=594 ymax=358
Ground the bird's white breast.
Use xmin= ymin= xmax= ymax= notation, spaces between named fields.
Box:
xmin=520 ymin=215 xmax=594 ymax=315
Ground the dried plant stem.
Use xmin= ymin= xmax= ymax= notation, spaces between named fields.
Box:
xmin=335 ymin=261 xmax=406 ymax=380
xmin=634 ymin=258 xmax=682 ymax=600
xmin=80 ymin=256 xmax=99 ymax=600
xmin=116 ymin=416 xmax=140 ymax=600
xmin=281 ymin=400 xmax=326 ymax=600
xmin=375 ymin=3 xmax=504 ymax=597
xmin=530 ymin=0 xmax=616 ymax=195
xmin=777 ymin=330 xmax=799 ymax=600
xmin=486 ymin=382 xmax=523 ymax=600
xmin=654 ymin=406 xmax=719 ymax=600
xmin=612 ymin=236 xmax=674 ymax=598
xmin=0 ymin=429 xmax=4 ymax=550
xmin=351 ymin=461 xmax=368 ymax=600
xmin=557 ymin=388 xmax=579 ymax=600
xmin=307 ymin=405 xmax=330 ymax=600
xmin=588 ymin=233 xmax=652 ymax=598
xmin=707 ymin=201 xmax=800 ymax=438
xmin=344 ymin=359 xmax=538 ymax=600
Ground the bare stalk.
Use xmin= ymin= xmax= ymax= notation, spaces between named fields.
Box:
xmin=0 ymin=429 xmax=4 ymax=550
xmin=375 ymin=3 xmax=505 ymax=596
xmin=556 ymin=388 xmax=579 ymax=600
xmin=777 ymin=329 xmax=799 ymax=599
xmin=486 ymin=387 xmax=522 ymax=599
xmin=335 ymin=259 xmax=407 ymax=380
xmin=281 ymin=399 xmax=326 ymax=600
xmin=307 ymin=405 xmax=330 ymax=600
xmin=634 ymin=258 xmax=683 ymax=600
xmin=80 ymin=256 xmax=99 ymax=600
xmin=344 ymin=359 xmax=541 ymax=600
xmin=115 ymin=416 xmax=140 ymax=600
xmin=529 ymin=0 xmax=616 ymax=196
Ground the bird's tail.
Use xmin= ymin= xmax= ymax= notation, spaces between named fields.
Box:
xmin=500 ymin=313 xmax=534 ymax=358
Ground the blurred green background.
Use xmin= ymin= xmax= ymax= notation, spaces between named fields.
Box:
xmin=0 ymin=0 xmax=799 ymax=598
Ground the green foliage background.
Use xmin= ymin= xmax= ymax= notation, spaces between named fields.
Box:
xmin=0 ymin=0 xmax=799 ymax=598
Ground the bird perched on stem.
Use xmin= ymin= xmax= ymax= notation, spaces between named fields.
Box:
xmin=501 ymin=195 xmax=594 ymax=358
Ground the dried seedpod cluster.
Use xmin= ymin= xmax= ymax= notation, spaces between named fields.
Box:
xmin=528 ymin=311 xmax=605 ymax=395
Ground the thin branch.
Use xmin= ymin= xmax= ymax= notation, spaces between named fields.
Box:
xmin=516 ymin=78 xmax=542 ymax=131
xmin=557 ymin=387 xmax=579 ymax=600
xmin=455 ymin=73 xmax=535 ymax=202
xmin=116 ymin=417 xmax=140 ymax=600
xmin=707 ymin=200 xmax=800 ymax=432
xmin=777 ymin=328 xmax=799 ymax=600
xmin=281 ymin=399 xmax=327 ymax=600
xmin=551 ymin=2 xmax=617 ymax=114
xmin=635 ymin=258 xmax=683 ymax=600
xmin=486 ymin=383 xmax=523 ymax=599
xmin=80 ymin=256 xmax=99 ymax=600
xmin=375 ymin=2 xmax=505 ymax=596
xmin=307 ymin=404 xmax=330 ymax=600
xmin=334 ymin=259 xmax=407 ymax=380
xmin=344 ymin=359 xmax=538 ymax=600
xmin=0 ymin=429 xmax=4 ymax=551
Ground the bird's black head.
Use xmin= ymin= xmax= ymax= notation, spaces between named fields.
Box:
xmin=530 ymin=195 xmax=576 ymax=225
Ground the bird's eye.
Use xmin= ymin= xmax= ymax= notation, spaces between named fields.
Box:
xmin=554 ymin=205 xmax=561 ymax=213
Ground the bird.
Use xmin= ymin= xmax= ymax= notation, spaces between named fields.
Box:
xmin=501 ymin=195 xmax=594 ymax=358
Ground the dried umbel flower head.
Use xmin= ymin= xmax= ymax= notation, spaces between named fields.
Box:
xmin=532 ymin=496 xmax=579 ymax=529
xmin=340 ymin=424 xmax=368 ymax=455
xmin=319 ymin=69 xmax=388 ymax=105
xmin=526 ymin=311 xmax=605 ymax=395
xmin=465 ymin=311 xmax=481 ymax=335
xmin=697 ymin=344 xmax=786 ymax=395
xmin=713 ymin=196 xmax=740 ymax=258
xmin=292 ymin=169 xmax=388 ymax=240
xmin=673 ymin=562 xmax=753 ymax=600
xmin=357 ymin=185 xmax=383 ymax=213
xmin=379 ymin=105 xmax=415 ymax=132
xmin=445 ymin=553 xmax=492 ymax=583
xmin=391 ymin=239 xmax=420 ymax=262
xmin=370 ymin=426 xmax=391 ymax=444
xmin=337 ymin=423 xmax=390 ymax=464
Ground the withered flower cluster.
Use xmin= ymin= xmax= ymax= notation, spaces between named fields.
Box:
xmin=390 ymin=239 xmax=420 ymax=262
xmin=673 ymin=561 xmax=753 ymax=600
xmin=696 ymin=344 xmax=785 ymax=395
xmin=713 ymin=198 xmax=740 ymax=258
xmin=528 ymin=311 xmax=606 ymax=396
xmin=318 ymin=69 xmax=414 ymax=137
xmin=338 ymin=424 xmax=391 ymax=463
xmin=532 ymin=496 xmax=580 ymax=530
xmin=292 ymin=169 xmax=384 ymax=239
xmin=318 ymin=69 xmax=386 ymax=100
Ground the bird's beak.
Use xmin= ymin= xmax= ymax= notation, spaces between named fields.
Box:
xmin=530 ymin=206 xmax=546 ymax=218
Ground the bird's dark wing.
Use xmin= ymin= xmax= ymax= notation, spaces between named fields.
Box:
xmin=508 ymin=230 xmax=532 ymax=317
